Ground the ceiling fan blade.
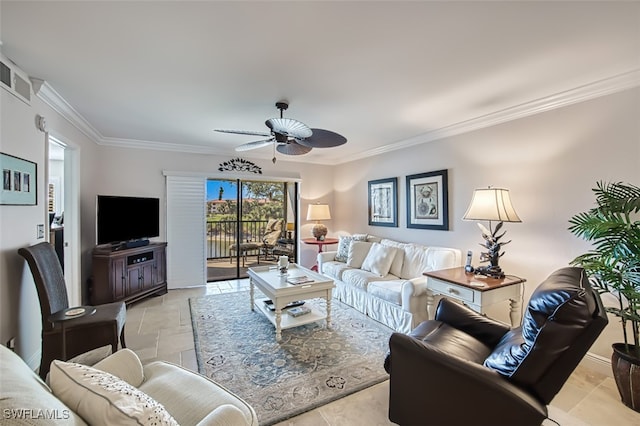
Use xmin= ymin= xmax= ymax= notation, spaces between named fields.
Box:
xmin=215 ymin=129 xmax=271 ymax=137
xmin=276 ymin=141 xmax=313 ymax=155
xmin=297 ymin=128 xmax=347 ymax=148
xmin=234 ymin=138 xmax=275 ymax=152
xmin=266 ymin=118 xmax=313 ymax=139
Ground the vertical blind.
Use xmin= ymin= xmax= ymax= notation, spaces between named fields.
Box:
xmin=166 ymin=175 xmax=206 ymax=288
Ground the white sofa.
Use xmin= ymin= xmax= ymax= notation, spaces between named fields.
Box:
xmin=318 ymin=235 xmax=461 ymax=333
xmin=0 ymin=344 xmax=258 ymax=425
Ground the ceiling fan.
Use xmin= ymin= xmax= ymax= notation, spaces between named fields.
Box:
xmin=215 ymin=101 xmax=347 ymax=162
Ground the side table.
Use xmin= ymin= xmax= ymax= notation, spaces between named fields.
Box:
xmin=49 ymin=306 xmax=97 ymax=360
xmin=423 ymin=267 xmax=526 ymax=327
xmin=302 ymin=237 xmax=339 ymax=271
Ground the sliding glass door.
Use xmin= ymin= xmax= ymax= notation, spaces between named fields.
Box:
xmin=206 ymin=179 xmax=298 ymax=282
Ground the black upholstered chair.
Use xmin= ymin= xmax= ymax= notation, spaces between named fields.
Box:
xmin=18 ymin=242 xmax=126 ymax=378
xmin=384 ymin=267 xmax=608 ymax=426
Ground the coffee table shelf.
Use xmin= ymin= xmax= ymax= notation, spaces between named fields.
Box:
xmin=255 ymin=298 xmax=327 ymax=330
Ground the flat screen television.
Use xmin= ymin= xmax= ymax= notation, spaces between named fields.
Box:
xmin=96 ymin=195 xmax=160 ymax=246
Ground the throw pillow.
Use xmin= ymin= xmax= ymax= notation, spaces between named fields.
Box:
xmin=361 ymin=243 xmax=398 ymax=277
xmin=335 ymin=234 xmax=367 ymax=262
xmin=346 ymin=241 xmax=373 ymax=268
xmin=50 ymin=360 xmax=178 ymax=426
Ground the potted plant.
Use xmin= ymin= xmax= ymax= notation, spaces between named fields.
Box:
xmin=568 ymin=181 xmax=640 ymax=411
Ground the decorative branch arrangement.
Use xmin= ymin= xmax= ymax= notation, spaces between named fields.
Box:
xmin=218 ymin=158 xmax=262 ymax=174
xmin=475 ymin=222 xmax=511 ymax=278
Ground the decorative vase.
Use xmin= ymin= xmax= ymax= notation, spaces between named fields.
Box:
xmin=611 ymin=343 xmax=640 ymax=412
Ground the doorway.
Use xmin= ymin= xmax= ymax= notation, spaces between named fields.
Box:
xmin=47 ymin=136 xmax=81 ymax=305
xmin=206 ymin=179 xmax=298 ymax=281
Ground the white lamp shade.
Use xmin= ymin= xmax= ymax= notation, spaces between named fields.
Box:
xmin=306 ymin=204 xmax=331 ymax=221
xmin=463 ymin=188 xmax=521 ymax=222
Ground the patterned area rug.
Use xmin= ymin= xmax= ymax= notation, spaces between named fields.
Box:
xmin=189 ymin=291 xmax=393 ymax=425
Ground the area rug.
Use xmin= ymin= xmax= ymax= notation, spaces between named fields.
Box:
xmin=189 ymin=291 xmax=393 ymax=425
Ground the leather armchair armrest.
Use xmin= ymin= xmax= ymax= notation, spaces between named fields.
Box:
xmin=435 ymin=298 xmax=511 ymax=347
xmin=387 ymin=332 xmax=547 ymax=426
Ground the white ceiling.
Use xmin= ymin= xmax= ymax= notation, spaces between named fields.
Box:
xmin=1 ymin=1 xmax=639 ymax=165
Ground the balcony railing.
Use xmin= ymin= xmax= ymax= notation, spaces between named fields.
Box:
xmin=206 ymin=219 xmax=269 ymax=259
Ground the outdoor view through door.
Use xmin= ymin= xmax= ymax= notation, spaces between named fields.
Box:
xmin=206 ymin=179 xmax=298 ymax=282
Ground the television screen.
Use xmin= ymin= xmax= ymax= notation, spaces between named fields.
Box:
xmin=97 ymin=195 xmax=160 ymax=245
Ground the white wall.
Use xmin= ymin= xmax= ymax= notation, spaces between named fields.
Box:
xmin=333 ymin=87 xmax=640 ymax=359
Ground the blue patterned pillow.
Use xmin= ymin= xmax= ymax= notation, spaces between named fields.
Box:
xmin=335 ymin=234 xmax=367 ymax=262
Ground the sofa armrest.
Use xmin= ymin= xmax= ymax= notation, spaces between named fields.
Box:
xmin=435 ymin=298 xmax=511 ymax=347
xmin=317 ymin=251 xmax=337 ymax=273
xmin=387 ymin=332 xmax=546 ymax=426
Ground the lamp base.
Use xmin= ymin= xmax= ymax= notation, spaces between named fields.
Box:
xmin=474 ymin=265 xmax=505 ymax=279
xmin=312 ymin=223 xmax=327 ymax=240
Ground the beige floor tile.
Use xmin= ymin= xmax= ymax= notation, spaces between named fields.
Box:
xmin=569 ymin=378 xmax=640 ymax=425
xmin=138 ymin=306 xmax=181 ymax=334
xmin=125 ymin=331 xmax=159 ymax=352
xmin=273 ymin=409 xmax=329 ymax=426
xmin=157 ymin=331 xmax=195 ymax=355
xmin=180 ymin=349 xmax=198 ymax=372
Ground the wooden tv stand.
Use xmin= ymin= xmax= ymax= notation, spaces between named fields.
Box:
xmin=91 ymin=242 xmax=168 ymax=305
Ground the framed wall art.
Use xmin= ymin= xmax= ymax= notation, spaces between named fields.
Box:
xmin=406 ymin=169 xmax=448 ymax=230
xmin=1 ymin=152 xmax=37 ymax=206
xmin=368 ymin=177 xmax=398 ymax=227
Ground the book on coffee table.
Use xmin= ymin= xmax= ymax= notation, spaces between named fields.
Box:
xmin=287 ymin=276 xmax=314 ymax=285
xmin=288 ymin=306 xmax=311 ymax=317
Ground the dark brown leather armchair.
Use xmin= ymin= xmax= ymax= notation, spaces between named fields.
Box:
xmin=384 ymin=267 xmax=608 ymax=426
xmin=18 ymin=242 xmax=127 ymax=378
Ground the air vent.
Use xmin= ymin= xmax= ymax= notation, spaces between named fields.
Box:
xmin=0 ymin=54 xmax=31 ymax=105
xmin=0 ymin=62 xmax=10 ymax=87
xmin=13 ymin=74 xmax=31 ymax=102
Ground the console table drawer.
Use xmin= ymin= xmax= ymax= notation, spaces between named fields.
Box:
xmin=428 ymin=279 xmax=475 ymax=303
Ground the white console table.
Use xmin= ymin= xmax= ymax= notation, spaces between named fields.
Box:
xmin=424 ymin=267 xmax=526 ymax=327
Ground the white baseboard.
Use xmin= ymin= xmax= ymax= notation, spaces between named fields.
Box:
xmin=581 ymin=352 xmax=612 ymax=378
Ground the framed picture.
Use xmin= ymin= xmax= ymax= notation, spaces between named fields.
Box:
xmin=406 ymin=169 xmax=449 ymax=230
xmin=368 ymin=177 xmax=398 ymax=227
xmin=0 ymin=152 xmax=37 ymax=205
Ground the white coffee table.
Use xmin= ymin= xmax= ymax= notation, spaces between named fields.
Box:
xmin=248 ymin=264 xmax=335 ymax=342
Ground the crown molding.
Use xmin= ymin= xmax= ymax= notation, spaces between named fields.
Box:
xmin=37 ymin=69 xmax=640 ymax=165
xmin=37 ymin=82 xmax=103 ymax=143
xmin=341 ymin=69 xmax=640 ymax=164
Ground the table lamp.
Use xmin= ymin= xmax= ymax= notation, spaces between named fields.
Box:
xmin=307 ymin=203 xmax=331 ymax=240
xmin=463 ymin=187 xmax=521 ymax=278
xmin=286 ymin=222 xmax=294 ymax=239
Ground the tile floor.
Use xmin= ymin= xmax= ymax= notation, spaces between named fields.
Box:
xmin=125 ymin=279 xmax=640 ymax=426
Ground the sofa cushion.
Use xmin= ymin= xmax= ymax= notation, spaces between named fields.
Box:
xmin=400 ymin=243 xmax=429 ymax=278
xmin=361 ymin=242 xmax=398 ymax=277
xmin=346 ymin=241 xmax=373 ymax=268
xmin=341 ymin=268 xmax=387 ymax=291
xmin=321 ymin=260 xmax=352 ymax=281
xmin=368 ymin=280 xmax=404 ymax=305
xmin=50 ymin=360 xmax=178 ymax=426
xmin=422 ymin=247 xmax=462 ymax=272
xmin=0 ymin=345 xmax=86 ymax=425
xmin=380 ymin=239 xmax=407 ymax=277
xmin=335 ymin=234 xmax=368 ymax=262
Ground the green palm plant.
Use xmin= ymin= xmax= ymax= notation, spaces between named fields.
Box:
xmin=568 ymin=181 xmax=640 ymax=357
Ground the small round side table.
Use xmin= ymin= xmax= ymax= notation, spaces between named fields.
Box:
xmin=302 ymin=237 xmax=339 ymax=271
xmin=49 ymin=306 xmax=97 ymax=360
